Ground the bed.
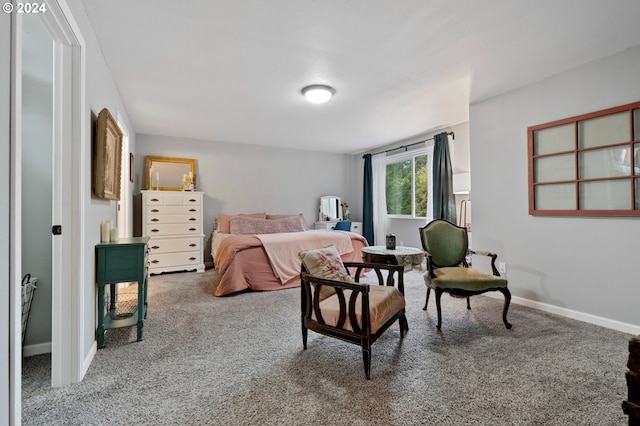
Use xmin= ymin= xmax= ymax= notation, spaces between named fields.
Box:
xmin=211 ymin=213 xmax=368 ymax=296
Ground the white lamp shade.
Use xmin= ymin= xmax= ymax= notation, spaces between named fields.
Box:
xmin=302 ymin=85 xmax=335 ymax=104
xmin=453 ymin=172 xmax=470 ymax=194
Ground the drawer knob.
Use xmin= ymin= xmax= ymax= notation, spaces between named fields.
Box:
xmin=151 ymin=245 xmax=160 ymax=249
xmin=151 ymin=260 xmax=159 ymax=264
xmin=151 ymin=218 xmax=159 ymax=222
xmin=188 ymin=228 xmax=196 ymax=231
xmin=151 ymin=198 xmax=160 ymax=202
xmin=151 ymin=209 xmax=159 ymax=213
xmin=189 ymin=209 xmax=197 ymax=212
xmin=151 ymin=229 xmax=159 ymax=233
xmin=189 ymin=257 xmax=197 ymax=261
xmin=188 ymin=199 xmax=196 ymax=203
xmin=189 ymin=243 xmax=196 ymax=247
xmin=189 ymin=218 xmax=197 ymax=221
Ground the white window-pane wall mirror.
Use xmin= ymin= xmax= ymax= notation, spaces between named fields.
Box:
xmin=528 ymin=101 xmax=640 ymax=216
xmin=578 ymin=112 xmax=629 ymax=149
xmin=534 ymin=123 xmax=574 ymax=155
xmin=535 ymin=153 xmax=575 ymax=182
xmin=534 ymin=183 xmax=575 ymax=210
xmin=579 ymin=180 xmax=631 ymax=210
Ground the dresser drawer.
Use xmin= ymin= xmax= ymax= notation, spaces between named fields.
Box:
xmin=146 ymin=214 xmax=201 ymax=225
xmin=314 ymin=221 xmax=335 ymax=230
xmin=144 ymin=192 xmax=202 ymax=206
xmin=350 ymin=222 xmax=362 ymax=235
xmin=149 ymin=251 xmax=202 ymax=269
xmin=144 ymin=223 xmax=202 ymax=236
xmin=182 ymin=194 xmax=201 ymax=205
xmin=145 ymin=205 xmax=201 ymax=216
xmin=144 ymin=192 xmax=184 ymax=205
xmin=148 ymin=237 xmax=201 ymax=254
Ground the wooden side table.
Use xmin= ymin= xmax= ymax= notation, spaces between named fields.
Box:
xmin=361 ymin=246 xmax=425 ymax=270
xmin=95 ymin=237 xmax=149 ymax=349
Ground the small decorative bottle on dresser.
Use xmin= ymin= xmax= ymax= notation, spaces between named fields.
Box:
xmin=141 ymin=190 xmax=205 ymax=274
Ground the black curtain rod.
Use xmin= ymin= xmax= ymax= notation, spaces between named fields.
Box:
xmin=363 ymin=131 xmax=455 ymax=158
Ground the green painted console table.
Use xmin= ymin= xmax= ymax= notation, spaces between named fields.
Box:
xmin=95 ymin=237 xmax=149 ymax=349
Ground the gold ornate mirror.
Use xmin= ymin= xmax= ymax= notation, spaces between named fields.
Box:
xmin=145 ymin=156 xmax=197 ymax=191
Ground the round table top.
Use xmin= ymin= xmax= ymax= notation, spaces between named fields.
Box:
xmin=361 ymin=245 xmax=425 ymax=256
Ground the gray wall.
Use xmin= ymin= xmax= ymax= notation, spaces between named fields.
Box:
xmin=136 ymin=134 xmax=350 ymax=265
xmin=21 ymin=24 xmax=53 ymax=348
xmin=469 ymin=45 xmax=640 ymax=330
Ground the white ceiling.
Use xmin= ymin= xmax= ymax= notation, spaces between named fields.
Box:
xmin=82 ymin=0 xmax=640 ymax=154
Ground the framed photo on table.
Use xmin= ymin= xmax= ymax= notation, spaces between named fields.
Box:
xmin=93 ymin=108 xmax=123 ymax=200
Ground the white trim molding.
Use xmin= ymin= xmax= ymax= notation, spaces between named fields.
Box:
xmin=483 ymin=292 xmax=640 ymax=335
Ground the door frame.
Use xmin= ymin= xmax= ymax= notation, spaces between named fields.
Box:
xmin=41 ymin=0 xmax=88 ymax=388
xmin=2 ymin=6 xmax=17 ymax=424
xmin=116 ymin=113 xmax=131 ymax=237
xmin=10 ymin=0 xmax=87 ymax=404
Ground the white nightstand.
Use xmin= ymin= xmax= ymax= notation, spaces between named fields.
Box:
xmin=314 ymin=220 xmax=362 ymax=235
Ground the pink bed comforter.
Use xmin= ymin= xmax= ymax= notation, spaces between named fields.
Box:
xmin=213 ymin=230 xmax=368 ymax=296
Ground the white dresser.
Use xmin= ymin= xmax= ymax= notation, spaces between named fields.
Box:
xmin=314 ymin=220 xmax=362 ymax=235
xmin=141 ymin=190 xmax=205 ymax=274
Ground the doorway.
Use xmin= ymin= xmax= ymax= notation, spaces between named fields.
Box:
xmin=21 ymin=9 xmax=54 ymax=360
xmin=116 ymin=114 xmax=131 ymax=238
xmin=14 ymin=0 xmax=87 ymax=398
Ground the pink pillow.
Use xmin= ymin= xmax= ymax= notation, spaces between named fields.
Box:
xmin=266 ymin=214 xmax=291 ymax=220
xmin=229 ymin=215 xmax=307 ymax=234
xmin=218 ymin=212 xmax=266 ymax=233
xmin=267 ymin=213 xmax=308 ymax=230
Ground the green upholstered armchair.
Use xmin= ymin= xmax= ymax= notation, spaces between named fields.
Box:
xmin=419 ymin=219 xmax=512 ymax=330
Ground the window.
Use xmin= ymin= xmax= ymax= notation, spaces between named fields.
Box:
xmin=528 ymin=101 xmax=640 ymax=216
xmin=385 ymin=151 xmax=429 ymax=218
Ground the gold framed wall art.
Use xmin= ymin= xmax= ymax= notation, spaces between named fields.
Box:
xmin=93 ymin=108 xmax=123 ymax=200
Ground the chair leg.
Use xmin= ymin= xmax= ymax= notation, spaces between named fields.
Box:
xmin=302 ymin=321 xmax=308 ymax=349
xmin=499 ymin=288 xmax=512 ymax=329
xmin=466 ymin=296 xmax=471 ymax=310
xmin=435 ymin=288 xmax=444 ymax=330
xmin=423 ymin=287 xmax=431 ymax=310
xmin=362 ymin=342 xmax=372 ymax=380
xmin=399 ymin=314 xmax=409 ymax=337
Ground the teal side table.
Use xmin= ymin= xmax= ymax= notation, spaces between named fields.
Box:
xmin=95 ymin=237 xmax=149 ymax=349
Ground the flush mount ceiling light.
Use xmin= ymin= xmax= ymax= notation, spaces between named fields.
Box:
xmin=301 ymin=84 xmax=335 ymax=104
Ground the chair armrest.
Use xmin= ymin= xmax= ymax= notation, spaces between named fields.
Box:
xmin=469 ymin=249 xmax=496 ymax=257
xmin=425 ymin=254 xmax=436 ymax=280
xmin=300 ymin=272 xmax=372 ymax=334
xmin=343 ymin=262 xmax=404 ymax=294
xmin=468 ymin=250 xmax=500 ymax=276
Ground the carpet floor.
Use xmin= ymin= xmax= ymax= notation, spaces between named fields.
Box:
xmin=22 ymin=267 xmax=632 ymax=425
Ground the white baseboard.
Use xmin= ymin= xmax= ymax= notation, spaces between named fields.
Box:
xmin=22 ymin=340 xmax=96 ymax=382
xmin=22 ymin=342 xmax=51 ymax=358
xmin=484 ymin=292 xmax=640 ymax=335
xmin=81 ymin=341 xmax=97 ymax=380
